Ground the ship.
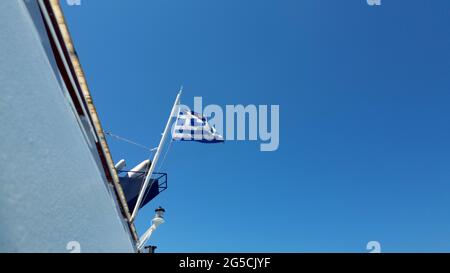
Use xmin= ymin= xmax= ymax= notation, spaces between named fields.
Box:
xmin=0 ymin=0 xmax=165 ymax=253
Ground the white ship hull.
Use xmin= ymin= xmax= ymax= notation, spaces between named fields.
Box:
xmin=0 ymin=0 xmax=137 ymax=253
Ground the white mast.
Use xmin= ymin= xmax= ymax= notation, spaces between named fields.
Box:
xmin=130 ymin=88 xmax=182 ymax=222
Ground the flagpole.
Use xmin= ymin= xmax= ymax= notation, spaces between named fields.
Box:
xmin=130 ymin=88 xmax=182 ymax=222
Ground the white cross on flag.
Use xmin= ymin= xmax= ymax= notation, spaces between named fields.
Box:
xmin=172 ymin=110 xmax=224 ymax=143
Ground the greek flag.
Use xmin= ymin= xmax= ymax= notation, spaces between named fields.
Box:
xmin=172 ymin=110 xmax=224 ymax=143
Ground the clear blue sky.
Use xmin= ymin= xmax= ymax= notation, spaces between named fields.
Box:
xmin=62 ymin=0 xmax=450 ymax=252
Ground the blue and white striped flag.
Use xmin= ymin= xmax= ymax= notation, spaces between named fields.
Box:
xmin=172 ymin=110 xmax=224 ymax=143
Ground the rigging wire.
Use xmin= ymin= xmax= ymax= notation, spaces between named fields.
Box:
xmin=106 ymin=104 xmax=179 ymax=209
xmin=156 ymin=139 xmax=173 ymax=173
xmin=140 ymin=139 xmax=174 ymax=203
xmin=104 ymin=131 xmax=157 ymax=153
xmin=105 ymin=129 xmax=175 ymax=206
